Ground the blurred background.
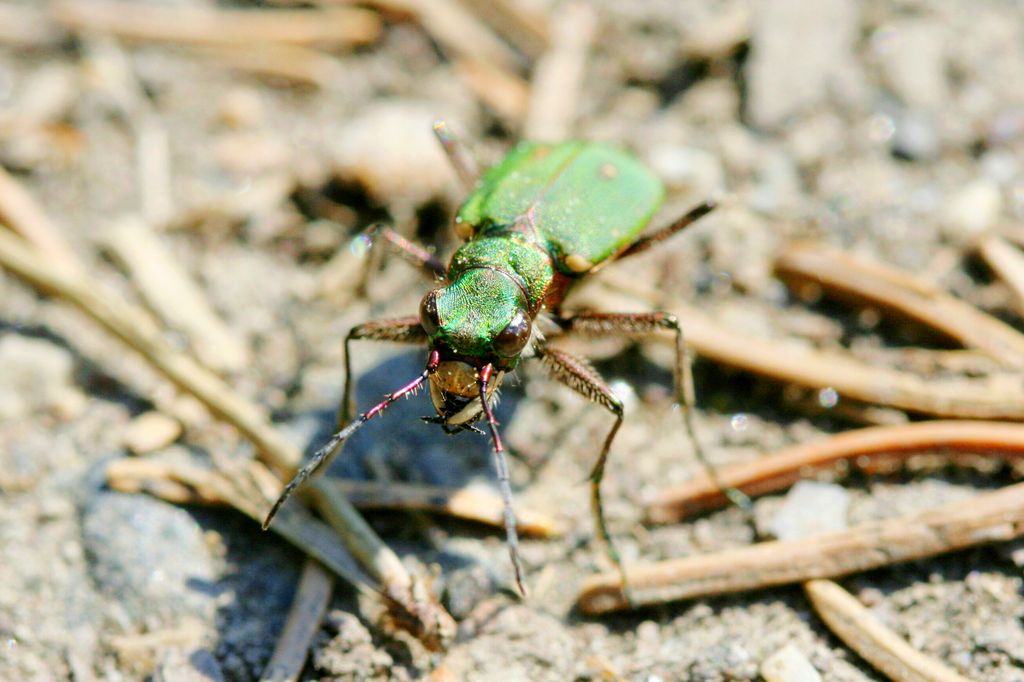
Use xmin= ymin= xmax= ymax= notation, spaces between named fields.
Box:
xmin=1 ymin=0 xmax=1024 ymax=680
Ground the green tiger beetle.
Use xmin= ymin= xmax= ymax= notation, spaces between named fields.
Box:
xmin=264 ymin=123 xmax=748 ymax=595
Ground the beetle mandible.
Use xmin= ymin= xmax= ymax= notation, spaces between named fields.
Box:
xmin=264 ymin=123 xmax=746 ymax=594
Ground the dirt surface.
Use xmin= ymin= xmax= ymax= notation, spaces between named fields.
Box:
xmin=2 ymin=0 xmax=1024 ymax=680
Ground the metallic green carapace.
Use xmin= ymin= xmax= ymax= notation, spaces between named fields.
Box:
xmin=427 ymin=142 xmax=666 ymax=365
xmin=456 ymin=141 xmax=665 ymax=272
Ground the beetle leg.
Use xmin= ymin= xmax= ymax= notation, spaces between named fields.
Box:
xmin=432 ymin=120 xmax=479 ymax=191
xmin=478 ymin=363 xmax=527 ymax=595
xmin=264 ymin=317 xmax=426 ymax=523
xmin=357 ymin=223 xmax=447 ymax=280
xmin=604 ymin=199 xmax=716 ymax=265
xmin=556 ymin=311 xmax=752 ymax=511
xmin=341 ymin=317 xmax=428 ymax=426
xmin=534 ymin=345 xmax=628 ymax=591
xmin=265 ymin=350 xmax=440 ymax=529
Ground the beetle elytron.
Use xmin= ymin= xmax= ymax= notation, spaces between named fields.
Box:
xmin=264 ymin=124 xmax=743 ymax=593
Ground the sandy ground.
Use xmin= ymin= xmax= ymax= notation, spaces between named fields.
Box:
xmin=2 ymin=0 xmax=1024 ymax=680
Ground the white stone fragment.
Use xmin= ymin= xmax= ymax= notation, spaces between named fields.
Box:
xmin=770 ymin=480 xmax=850 ymax=541
xmin=761 ymin=644 xmax=823 ymax=682
xmin=943 ymin=179 xmax=1003 ymax=238
xmin=0 ymin=335 xmax=77 ymax=420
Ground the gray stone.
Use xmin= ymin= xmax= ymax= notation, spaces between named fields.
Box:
xmin=313 ymin=611 xmax=394 ymax=679
xmin=81 ymin=492 xmax=217 ymax=627
xmin=745 ymin=0 xmax=862 ymax=129
xmin=154 ymin=649 xmax=225 ymax=682
xmin=875 ymin=19 xmax=948 ymax=111
xmin=442 ymin=561 xmax=497 ymax=621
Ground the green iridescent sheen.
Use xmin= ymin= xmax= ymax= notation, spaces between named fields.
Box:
xmin=434 ymin=268 xmax=526 ymax=358
xmin=434 ymin=140 xmax=665 ymax=364
xmin=448 ymin=235 xmax=553 ymax=309
xmin=457 ymin=141 xmax=664 ymax=272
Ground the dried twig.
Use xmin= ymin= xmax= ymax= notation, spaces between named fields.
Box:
xmin=597 ymin=275 xmax=1024 ymax=419
xmin=673 ymin=299 xmax=1024 ymax=418
xmin=646 ymin=420 xmax=1024 ymax=522
xmin=275 ymin=0 xmax=530 ymax=123
xmin=522 ymin=2 xmax=597 ymax=141
xmin=775 ymin=242 xmax=1024 ymax=369
xmin=190 ymin=44 xmax=347 ymax=89
xmin=0 ymin=229 xmax=454 ymax=646
xmin=80 ymin=37 xmax=174 ymax=226
xmin=106 ymin=454 xmax=373 ymax=589
xmin=578 ymin=480 xmax=1024 ymax=614
xmin=108 ymin=457 xmax=559 ymax=536
xmin=976 ymin=235 xmax=1024 ymax=318
xmin=322 ymin=479 xmax=561 ymax=537
xmin=367 ymin=0 xmax=522 ymax=73
xmin=260 ymin=559 xmax=335 ymax=682
xmin=462 ymin=0 xmax=550 ymax=58
xmin=51 ymin=0 xmax=381 ymax=48
xmin=804 ymin=579 xmax=972 ymax=682
xmin=0 ymin=4 xmax=62 ymax=48
xmin=0 ymin=166 xmax=80 ymax=270
xmin=101 ymin=217 xmax=251 ymax=374
xmin=0 ymin=227 xmax=294 ymax=464
xmin=375 ymin=0 xmax=530 ymax=125
xmin=452 ymin=59 xmax=530 ymax=126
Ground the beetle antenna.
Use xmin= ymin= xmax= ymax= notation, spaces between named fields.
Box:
xmin=478 ymin=363 xmax=526 ymax=596
xmin=433 ymin=120 xmax=478 ymax=191
xmin=263 ymin=351 xmax=441 ymax=529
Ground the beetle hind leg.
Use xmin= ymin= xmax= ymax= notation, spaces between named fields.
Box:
xmin=606 ymin=199 xmax=717 ymax=264
xmin=535 ymin=345 xmax=630 ymax=592
xmin=555 ymin=312 xmax=752 ymax=511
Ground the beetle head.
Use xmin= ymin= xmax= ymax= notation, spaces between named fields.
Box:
xmin=419 ymin=268 xmax=529 ymax=426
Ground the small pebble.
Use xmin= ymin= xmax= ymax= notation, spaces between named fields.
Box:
xmin=943 ymin=179 xmax=1002 ymax=238
xmin=760 ymin=644 xmax=823 ymax=682
xmin=217 ymin=87 xmax=264 ymax=130
xmin=891 ymin=109 xmax=940 ymax=161
xmin=770 ymin=480 xmax=850 ymax=540
xmin=314 ymin=611 xmax=393 ymax=678
xmin=0 ymin=334 xmax=78 ymax=419
xmin=442 ymin=562 xmax=497 ymax=620
xmin=745 ymin=0 xmax=860 ymax=129
xmin=646 ymin=145 xmax=725 ymax=195
xmin=876 ymin=20 xmax=948 ymax=111
xmin=124 ymin=411 xmax=182 ymax=455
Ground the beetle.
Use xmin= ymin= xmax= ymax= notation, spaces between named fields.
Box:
xmin=264 ymin=124 xmax=745 ymax=594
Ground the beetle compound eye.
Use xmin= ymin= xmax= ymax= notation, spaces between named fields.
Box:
xmin=419 ymin=291 xmax=441 ymax=336
xmin=494 ymin=311 xmax=531 ymax=357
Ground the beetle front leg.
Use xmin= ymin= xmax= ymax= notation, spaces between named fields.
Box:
xmin=357 ymin=223 xmax=447 ymax=280
xmin=341 ymin=317 xmax=428 ymax=426
xmin=534 ymin=345 xmax=628 ymax=590
xmin=556 ymin=311 xmax=752 ymax=511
